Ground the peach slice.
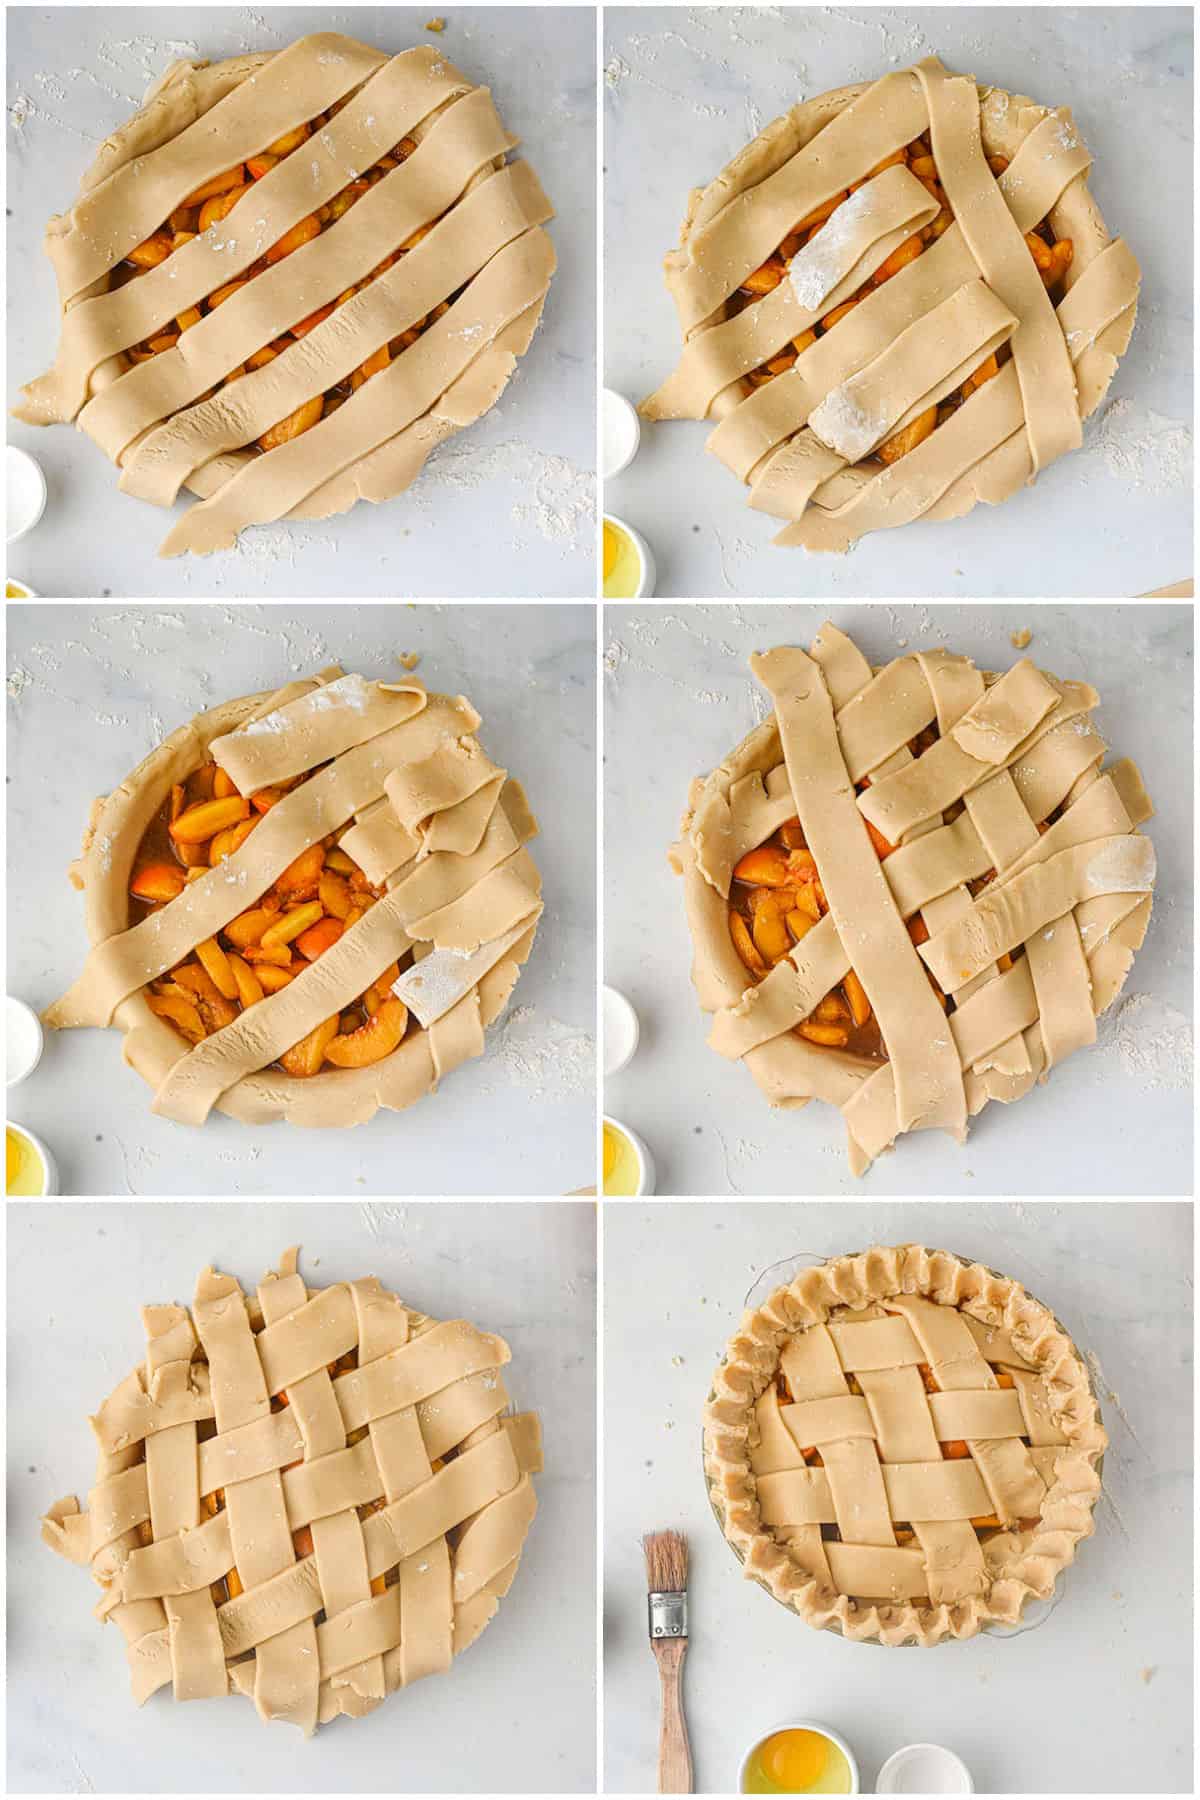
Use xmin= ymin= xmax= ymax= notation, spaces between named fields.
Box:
xmin=324 ymin=998 xmax=408 ymax=1068
xmin=365 ymin=961 xmax=401 ymax=1016
xmin=798 ymin=1019 xmax=849 ymax=1048
xmin=173 ymin=962 xmax=238 ymax=1030
xmin=729 ymin=911 xmax=767 ymax=978
xmin=212 ymin=767 xmax=240 ymax=800
xmin=227 ymin=953 xmax=264 ymax=1009
xmin=224 ymin=906 xmax=278 ymax=949
xmin=242 ymin=943 xmax=293 ymax=968
xmin=318 ymin=869 xmax=353 ymax=919
xmin=276 ymin=844 xmax=325 ymax=897
xmin=183 ymin=165 xmax=245 ymax=207
xmin=843 ymin=969 xmax=872 ymax=1028
xmin=195 ymin=937 xmax=239 ymax=1001
xmin=280 ymin=1015 xmax=340 ymax=1078
xmin=732 ymin=845 xmax=790 ymax=887
xmin=147 ymin=990 xmax=206 ymax=1041
xmin=751 ymin=892 xmax=794 ymax=964
xmin=296 ymin=917 xmax=344 ymax=961
xmin=209 ymin=816 xmax=258 ymax=863
xmin=199 ymin=184 xmax=249 ymax=232
xmin=130 ymin=861 xmax=185 ymax=904
xmin=170 ymin=796 xmax=250 ymax=845
xmin=266 ymin=214 xmax=321 ymax=264
xmin=127 ymin=232 xmax=173 ymax=268
xmin=261 ymin=901 xmax=324 ymax=949
xmin=325 ymin=847 xmax=358 ymax=876
xmin=255 ymin=965 xmax=295 ymax=993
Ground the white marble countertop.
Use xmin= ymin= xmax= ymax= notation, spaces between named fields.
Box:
xmin=6 ymin=602 xmax=596 ymax=1195
xmin=7 ymin=1199 xmax=597 ymax=1792
xmin=604 ymin=6 xmax=1193 ymax=598
xmin=604 ymin=603 xmax=1193 ymax=1195
xmin=6 ymin=6 xmax=596 ymax=598
xmin=602 ymin=1200 xmax=1193 ymax=1794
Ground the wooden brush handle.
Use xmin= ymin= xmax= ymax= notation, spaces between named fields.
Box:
xmin=652 ymin=1637 xmax=693 ymax=1794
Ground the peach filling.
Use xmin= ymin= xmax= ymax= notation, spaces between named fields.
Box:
xmin=120 ymin=108 xmax=458 ymax=451
xmin=777 ymin=1354 xmax=1040 ymax=1545
xmin=129 ymin=757 xmax=409 ymax=1074
xmin=729 ymin=136 xmax=1074 ymax=464
xmin=727 ymin=722 xmax=1055 ymax=1058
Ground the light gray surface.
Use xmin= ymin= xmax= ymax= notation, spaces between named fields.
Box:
xmin=602 ymin=1200 xmax=1194 ymax=1794
xmin=604 ymin=603 xmax=1194 ymax=1195
xmin=7 ymin=1199 xmax=597 ymax=1792
xmin=604 ymin=6 xmax=1194 ymax=598
xmin=6 ymin=7 xmax=596 ymax=598
xmin=7 ymin=603 xmax=596 ymax=1196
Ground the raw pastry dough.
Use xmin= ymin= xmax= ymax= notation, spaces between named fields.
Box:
xmin=15 ymin=33 xmax=556 ymax=556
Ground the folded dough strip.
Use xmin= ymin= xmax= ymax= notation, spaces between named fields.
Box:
xmin=79 ymin=85 xmax=516 ymax=461
xmin=125 ymin=160 xmax=552 ymax=506
xmin=44 ymin=35 xmax=391 ymax=307
xmin=159 ymin=226 xmax=556 ymax=556
xmin=47 ymin=695 xmax=484 ymax=1030
xmin=646 ymin=167 xmax=939 ymax=420
xmin=210 ymin=671 xmax=428 ymax=792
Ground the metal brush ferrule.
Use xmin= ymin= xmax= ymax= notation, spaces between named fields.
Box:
xmin=648 ymin=1589 xmax=688 ymax=1639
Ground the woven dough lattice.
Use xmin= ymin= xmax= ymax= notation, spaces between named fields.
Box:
xmin=642 ymin=57 xmax=1139 ymax=551
xmin=673 ymin=623 xmax=1155 ymax=1172
xmin=43 ymin=1248 xmax=541 ymax=1733
xmin=15 ymin=32 xmax=555 ymax=557
xmin=703 ymin=1245 xmax=1106 ymax=1646
xmin=45 ymin=664 xmax=542 ymax=1127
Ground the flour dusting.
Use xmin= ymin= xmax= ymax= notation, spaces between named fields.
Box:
xmin=1082 ymin=398 xmax=1192 ymax=495
xmin=1096 ymin=992 xmax=1192 ymax=1091
xmin=486 ymin=1004 xmax=594 ymax=1098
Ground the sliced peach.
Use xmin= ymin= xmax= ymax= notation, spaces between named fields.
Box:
xmin=350 ymin=344 xmax=390 ymax=390
xmin=175 ymin=306 xmax=204 ymax=333
xmin=324 ymin=998 xmax=408 ymax=1068
xmin=786 ymin=910 xmax=814 ymax=945
xmin=261 ymin=901 xmax=324 ymax=949
xmin=908 ymin=914 xmax=931 ymax=948
xmin=791 ymin=884 xmax=822 ymax=924
xmin=843 ymin=969 xmax=872 ymax=1028
xmin=246 ymin=151 xmax=279 ymax=179
xmin=188 ymin=763 xmax=218 ymax=803
xmin=210 ymin=816 xmax=258 ymax=864
xmin=170 ymin=783 xmax=186 ymax=823
xmin=250 ymin=787 xmax=285 ymax=812
xmin=242 ymin=942 xmax=293 ymax=968
xmin=255 ymin=964 xmax=295 ymax=993
xmin=258 ymin=395 xmax=324 ymax=451
xmin=341 ymin=904 xmax=367 ymax=930
xmin=296 ymin=917 xmax=344 ymax=961
xmin=365 ymin=961 xmax=401 ymax=1015
xmin=224 ymin=906 xmax=278 ymax=949
xmin=227 ymin=952 xmax=264 ymax=1009
xmin=173 ymin=962 xmax=238 ymax=1030
xmin=798 ymin=1019 xmax=849 ymax=1048
xmin=183 ymin=165 xmax=245 ymax=207
xmin=276 ymin=844 xmax=325 ymax=896
xmin=865 ymin=818 xmax=895 ymax=859
xmin=815 ymin=993 xmax=849 ymax=1024
xmin=199 ymin=185 xmax=249 ymax=232
xmin=127 ymin=232 xmax=173 ymax=268
xmin=147 ymin=990 xmax=206 ymax=1041
xmin=729 ymin=910 xmax=767 ymax=977
xmin=751 ymin=892 xmax=793 ymax=964
xmin=265 ymin=122 xmax=310 ymax=156
xmin=130 ymin=861 xmax=185 ymax=904
xmin=318 ymin=869 xmax=353 ymax=919
xmin=195 ymin=937 xmax=239 ymax=1001
xmin=732 ymin=845 xmax=790 ymax=887
xmin=280 ymin=1015 xmax=340 ymax=1078
xmin=266 ymin=214 xmax=320 ymax=264
xmin=325 ymin=847 xmax=358 ymax=876
xmin=170 ymin=796 xmax=250 ymax=845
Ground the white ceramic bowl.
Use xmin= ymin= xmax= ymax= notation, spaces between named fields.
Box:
xmin=7 ymin=446 xmax=48 ymax=542
xmin=602 ymin=984 xmax=640 ymax=1077
xmin=602 ymin=513 xmax=656 ymax=599
xmin=602 ymin=387 xmax=641 ymax=479
xmin=875 ymin=1743 xmax=973 ymax=1793
xmin=737 ymin=1718 xmax=860 ymax=1794
xmin=602 ymin=1115 xmax=656 ymax=1196
xmin=5 ymin=1121 xmax=59 ymax=1196
xmin=6 ymin=996 xmax=45 ymax=1086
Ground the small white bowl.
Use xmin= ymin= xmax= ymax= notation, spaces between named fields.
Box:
xmin=875 ymin=1743 xmax=973 ymax=1793
xmin=602 ymin=387 xmax=641 ymax=479
xmin=603 ymin=513 xmax=656 ymax=599
xmin=602 ymin=1115 xmax=656 ymax=1196
xmin=602 ymin=984 xmax=640 ymax=1077
xmin=738 ymin=1719 xmax=860 ymax=1794
xmin=6 ymin=996 xmax=45 ymax=1086
xmin=5 ymin=1121 xmax=59 ymax=1196
xmin=7 ymin=446 xmax=48 ymax=543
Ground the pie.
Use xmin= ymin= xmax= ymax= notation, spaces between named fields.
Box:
xmin=703 ymin=1244 xmax=1106 ymax=1646
xmin=642 ymin=56 xmax=1139 ymax=552
xmin=42 ymin=1247 xmax=542 ymax=1732
xmin=14 ymin=32 xmax=555 ymax=558
xmin=671 ymin=622 xmax=1155 ymax=1172
xmin=44 ymin=664 xmax=543 ymax=1126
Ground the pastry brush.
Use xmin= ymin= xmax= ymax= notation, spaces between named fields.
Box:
xmin=643 ymin=1529 xmax=693 ymax=1794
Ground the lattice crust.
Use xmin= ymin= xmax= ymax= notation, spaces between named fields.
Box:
xmin=671 ymin=623 xmax=1155 ymax=1173
xmin=45 ymin=665 xmax=542 ymax=1127
xmin=642 ymin=57 xmax=1139 ymax=551
xmin=43 ymin=1249 xmax=542 ymax=1733
xmin=15 ymin=33 xmax=555 ymax=558
xmin=703 ymin=1245 xmax=1105 ymax=1647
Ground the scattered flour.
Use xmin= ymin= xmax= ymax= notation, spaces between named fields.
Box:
xmin=414 ymin=439 xmax=595 ymax=553
xmin=1082 ymin=397 xmax=1192 ymax=495
xmin=486 ymin=1004 xmax=594 ymax=1099
xmin=1096 ymin=992 xmax=1192 ymax=1091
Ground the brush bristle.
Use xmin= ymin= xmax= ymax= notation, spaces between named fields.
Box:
xmin=643 ymin=1529 xmax=688 ymax=1594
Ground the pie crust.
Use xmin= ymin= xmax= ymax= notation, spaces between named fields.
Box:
xmin=14 ymin=32 xmax=556 ymax=557
xmin=44 ymin=664 xmax=542 ymax=1126
xmin=42 ymin=1247 xmax=542 ymax=1732
xmin=671 ymin=622 xmax=1156 ymax=1172
xmin=642 ymin=57 xmax=1140 ymax=551
xmin=703 ymin=1244 xmax=1105 ymax=1647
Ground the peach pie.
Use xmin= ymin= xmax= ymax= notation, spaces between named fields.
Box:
xmin=45 ymin=665 xmax=543 ymax=1125
xmin=704 ymin=1244 xmax=1106 ymax=1645
xmin=671 ymin=623 xmax=1156 ymax=1172
xmin=15 ymin=33 xmax=555 ymax=557
xmin=642 ymin=57 xmax=1140 ymax=551
xmin=43 ymin=1247 xmax=542 ymax=1732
